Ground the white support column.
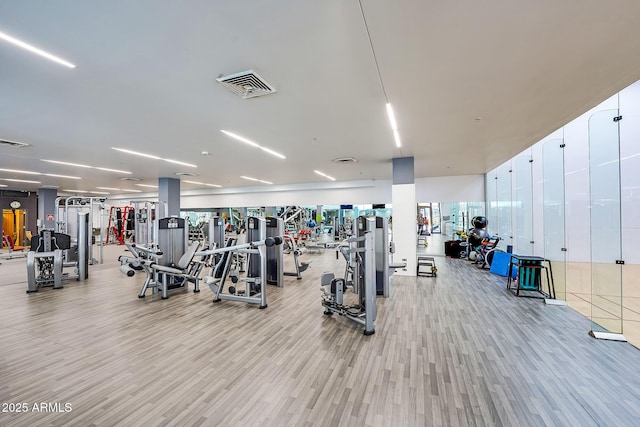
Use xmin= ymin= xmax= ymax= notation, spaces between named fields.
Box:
xmin=392 ymin=157 xmax=416 ymax=276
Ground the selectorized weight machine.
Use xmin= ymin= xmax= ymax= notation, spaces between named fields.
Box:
xmin=321 ymin=216 xmax=377 ymax=335
xmin=321 ymin=216 xmax=405 ymax=335
xmin=26 ymin=212 xmax=90 ymax=293
xmin=199 ymin=216 xmax=283 ymax=309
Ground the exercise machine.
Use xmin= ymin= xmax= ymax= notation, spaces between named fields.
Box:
xmin=55 ymin=196 xmax=107 ymax=265
xmin=321 ymin=216 xmax=377 ymax=335
xmin=207 ymin=217 xmax=225 ymax=251
xmin=27 ymin=212 xmax=90 ymax=292
xmin=371 ymin=216 xmax=405 ymax=297
xmin=282 ymin=234 xmax=310 ymax=279
xmin=199 ymin=218 xmax=283 ymax=308
xmin=266 ymin=216 xmax=284 ymax=287
xmin=134 ymin=217 xmax=203 ymax=299
xmin=129 ymin=200 xmax=166 ymax=247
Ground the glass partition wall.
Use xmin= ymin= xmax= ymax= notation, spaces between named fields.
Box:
xmin=515 ymin=155 xmax=533 ymax=256
xmin=542 ymin=139 xmax=567 ymax=302
xmin=485 ymin=89 xmax=636 ymax=343
xmin=588 ymin=110 xmax=624 ymax=339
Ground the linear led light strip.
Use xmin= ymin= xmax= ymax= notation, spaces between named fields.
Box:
xmin=96 ymin=187 xmax=142 ymax=193
xmin=1 ymin=178 xmax=41 ymax=184
xmin=0 ymin=168 xmax=80 ymax=179
xmin=111 ymin=148 xmax=197 ymax=168
xmin=386 ymin=103 xmax=401 ymax=148
xmin=240 ymin=175 xmax=273 ymax=185
xmin=62 ymin=189 xmax=111 ymax=195
xmin=220 ymin=130 xmax=286 ymax=159
xmin=314 ymin=170 xmax=336 ymax=181
xmin=135 ymin=184 xmax=158 ymax=188
xmin=0 ymin=30 xmax=76 ymax=68
xmin=183 ymin=180 xmax=222 ymax=188
xmin=41 ymin=160 xmax=132 ymax=174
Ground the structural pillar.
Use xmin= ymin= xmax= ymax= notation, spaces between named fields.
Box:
xmin=158 ymin=177 xmax=180 ymax=217
xmin=392 ymin=157 xmax=416 ymax=276
xmin=38 ymin=187 xmax=58 ymax=231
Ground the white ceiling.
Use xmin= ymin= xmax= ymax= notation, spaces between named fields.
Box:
xmin=2 ymin=0 xmax=640 ymax=196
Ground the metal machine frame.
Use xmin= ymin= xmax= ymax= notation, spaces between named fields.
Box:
xmin=198 ymin=235 xmax=283 ymax=309
xmin=321 ymin=216 xmax=377 ymax=335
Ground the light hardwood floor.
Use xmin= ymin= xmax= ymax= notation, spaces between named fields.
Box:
xmin=1 ymin=245 xmax=640 ymax=426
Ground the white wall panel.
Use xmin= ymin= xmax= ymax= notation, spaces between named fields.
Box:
xmin=415 ymin=175 xmax=484 ymax=203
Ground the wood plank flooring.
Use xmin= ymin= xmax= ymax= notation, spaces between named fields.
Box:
xmin=1 ymin=245 xmax=640 ymax=426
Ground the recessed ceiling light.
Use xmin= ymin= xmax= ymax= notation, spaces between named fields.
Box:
xmin=89 ymin=191 xmax=110 ymax=195
xmin=44 ymin=173 xmax=81 ymax=179
xmin=164 ymin=159 xmax=197 ymax=168
xmin=111 ymin=148 xmax=196 ymax=168
xmin=0 ymin=30 xmax=76 ymax=68
xmin=63 ymin=189 xmax=88 ymax=193
xmin=134 ymin=184 xmax=159 ymax=188
xmin=240 ymin=175 xmax=273 ymax=185
xmin=184 ymin=180 xmax=222 ymax=188
xmin=220 ymin=130 xmax=286 ymax=159
xmin=96 ymin=187 xmax=121 ymax=191
xmin=1 ymin=178 xmax=41 ymax=184
xmin=95 ymin=167 xmax=132 ymax=174
xmin=111 ymin=148 xmax=161 ymax=160
xmin=0 ymin=168 xmax=40 ymax=175
xmin=41 ymin=159 xmax=91 ymax=168
xmin=0 ymin=184 xmax=7 ymax=187
xmin=314 ymin=170 xmax=336 ymax=181
xmin=41 ymin=159 xmax=132 ymax=174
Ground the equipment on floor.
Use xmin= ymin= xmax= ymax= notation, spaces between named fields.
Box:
xmin=321 ymin=216 xmax=377 ymax=335
xmin=282 ymin=234 xmax=310 ymax=279
xmin=129 ymin=200 xmax=166 ymax=247
xmin=198 ymin=217 xmax=284 ymax=309
xmin=417 ymin=255 xmax=437 ymax=277
xmin=207 ymin=217 xmax=225 ymax=251
xmin=132 ymin=217 xmax=205 ymax=299
xmin=118 ymin=242 xmax=163 ymax=282
xmin=26 ymin=212 xmax=90 ymax=293
xmin=266 ymin=216 xmax=284 ymax=287
xmin=371 ymin=216 xmax=405 ymax=297
xmin=474 ymin=235 xmax=501 ymax=268
xmin=55 ymin=196 xmax=107 ymax=264
xmin=106 ymin=205 xmax=134 ymax=245
xmin=506 ymin=255 xmax=556 ymax=299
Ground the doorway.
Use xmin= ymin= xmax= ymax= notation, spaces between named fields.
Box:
xmin=2 ymin=209 xmax=28 ymax=249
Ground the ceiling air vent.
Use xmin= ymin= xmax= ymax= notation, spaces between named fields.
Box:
xmin=332 ymin=157 xmax=358 ymax=164
xmin=120 ymin=177 xmax=142 ymax=181
xmin=217 ymin=70 xmax=277 ymax=99
xmin=0 ymin=139 xmax=30 ymax=148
